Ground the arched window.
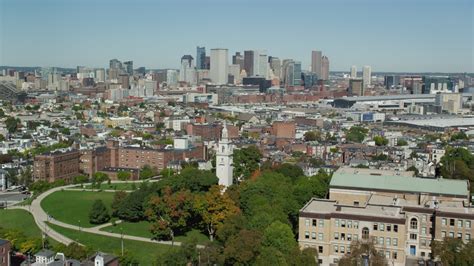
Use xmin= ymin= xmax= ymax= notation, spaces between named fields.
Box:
xmin=362 ymin=227 xmax=369 ymax=239
xmin=410 ymin=218 xmax=418 ymax=229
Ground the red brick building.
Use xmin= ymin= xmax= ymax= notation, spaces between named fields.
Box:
xmin=0 ymin=239 xmax=10 ymax=266
xmin=272 ymin=121 xmax=296 ymax=139
xmin=186 ymin=123 xmax=238 ymax=141
xmin=33 ymin=149 xmax=80 ymax=182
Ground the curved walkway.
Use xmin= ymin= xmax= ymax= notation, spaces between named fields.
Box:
xmin=12 ymin=180 xmax=204 ymax=248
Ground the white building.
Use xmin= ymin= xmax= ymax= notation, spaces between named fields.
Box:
xmin=95 ymin=68 xmax=106 ymax=82
xmin=210 ymin=48 xmax=228 ymax=84
xmin=166 ymin=69 xmax=178 ymax=87
xmin=228 ymin=64 xmax=241 ymax=84
xmin=362 ymin=65 xmax=371 ymax=88
xmin=179 ymin=55 xmax=196 ymax=85
xmin=350 ymin=65 xmax=357 ymax=78
xmin=216 ymin=122 xmax=233 ymax=188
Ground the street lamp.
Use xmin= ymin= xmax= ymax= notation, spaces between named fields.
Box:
xmin=120 ymin=227 xmax=124 ymax=256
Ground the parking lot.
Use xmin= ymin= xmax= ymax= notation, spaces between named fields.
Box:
xmin=0 ymin=192 xmax=30 ymax=207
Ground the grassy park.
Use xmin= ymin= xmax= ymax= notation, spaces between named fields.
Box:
xmin=81 ymin=182 xmax=145 ymax=191
xmin=41 ymin=190 xmax=115 ymax=228
xmin=0 ymin=209 xmax=42 ymax=238
xmin=101 ymin=221 xmax=210 ymax=244
xmin=48 ymin=223 xmax=176 ymax=265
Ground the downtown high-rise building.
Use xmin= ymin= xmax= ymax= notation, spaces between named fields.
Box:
xmin=95 ymin=68 xmax=106 ymax=82
xmin=124 ymin=61 xmax=133 ymax=75
xmin=243 ymin=50 xmax=254 ymax=77
xmin=232 ymin=52 xmax=244 ymax=70
xmin=109 ymin=59 xmax=122 ymax=70
xmin=179 ymin=55 xmax=195 ymax=85
xmin=254 ymin=50 xmax=268 ymax=78
xmin=321 ymin=56 xmax=329 ymax=80
xmin=196 ymin=47 xmax=206 ymax=69
xmin=350 ymin=65 xmax=357 ymax=78
xmin=311 ymin=50 xmax=322 ymax=78
xmin=210 ymin=48 xmax=228 ymax=84
xmin=269 ymin=56 xmax=281 ymax=80
xmin=363 ymin=65 xmax=372 ymax=88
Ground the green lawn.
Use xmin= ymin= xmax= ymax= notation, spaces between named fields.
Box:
xmin=102 ymin=221 xmax=211 ymax=245
xmin=41 ymin=191 xmax=115 ymax=228
xmin=48 ymin=223 xmax=176 ymax=265
xmin=0 ymin=209 xmax=41 ymax=238
xmin=0 ymin=209 xmax=58 ymax=246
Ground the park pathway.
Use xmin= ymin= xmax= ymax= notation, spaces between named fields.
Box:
xmin=11 ymin=180 xmax=207 ymax=248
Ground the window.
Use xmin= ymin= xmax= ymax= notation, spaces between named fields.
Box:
xmin=312 ymin=219 xmax=317 ymax=227
xmin=457 ymin=233 xmax=462 ymax=239
xmin=421 ymin=227 xmax=427 ymax=235
xmin=393 ymin=225 xmax=398 ymax=232
xmin=318 ymin=233 xmax=324 ymax=241
xmin=410 ymin=218 xmax=418 ymax=229
xmin=387 ymin=225 xmax=391 ymax=232
xmin=334 ymin=245 xmax=338 ymax=253
xmin=305 ymin=231 xmax=310 ymax=239
xmin=422 ymin=215 xmax=427 ymax=222
xmin=347 ymin=234 xmax=352 ymax=241
xmin=373 ymin=224 xmax=378 ymax=231
xmin=341 ymin=220 xmax=346 ymax=228
xmin=466 ymin=234 xmax=471 ymax=241
xmin=311 ymin=232 xmax=316 ymax=239
xmin=466 ymin=221 xmax=472 ymax=228
xmin=442 ymin=231 xmax=446 ymax=238
xmin=334 ymin=232 xmax=339 ymax=240
xmin=305 ymin=219 xmax=310 ymax=226
xmin=458 ymin=220 xmax=463 ymax=228
xmin=421 ymin=252 xmax=426 ymax=257
xmin=354 ymin=201 xmax=359 ymax=206
xmin=385 ymin=251 xmax=390 ymax=259
xmin=354 ymin=221 xmax=359 ymax=229
xmin=449 ymin=232 xmax=454 ymax=238
xmin=379 ymin=237 xmax=384 ymax=245
xmin=393 ymin=251 xmax=398 ymax=260
xmin=340 ymin=246 xmax=345 ymax=254
xmin=354 ymin=234 xmax=359 ymax=241
xmin=450 ymin=219 xmax=455 ymax=226
xmin=335 ymin=219 xmax=340 ymax=227
xmin=386 ymin=237 xmax=391 ymax=246
xmin=380 ymin=223 xmax=385 ymax=231
xmin=421 ymin=239 xmax=426 ymax=246
xmin=319 ymin=246 xmax=323 ymax=253
xmin=362 ymin=227 xmax=369 ymax=239
xmin=319 ymin=220 xmax=324 ymax=227
xmin=410 ymin=234 xmax=417 ymax=240
xmin=341 ymin=233 xmax=346 ymax=240
xmin=348 ymin=220 xmax=352 ymax=228
xmin=442 ymin=218 xmax=447 ymax=226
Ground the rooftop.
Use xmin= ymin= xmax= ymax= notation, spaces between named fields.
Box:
xmin=330 ymin=167 xmax=470 ymax=197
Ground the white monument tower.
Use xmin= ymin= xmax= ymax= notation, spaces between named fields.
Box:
xmin=216 ymin=122 xmax=233 ymax=188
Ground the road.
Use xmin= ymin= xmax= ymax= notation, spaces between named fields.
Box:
xmin=10 ymin=180 xmax=204 ymax=248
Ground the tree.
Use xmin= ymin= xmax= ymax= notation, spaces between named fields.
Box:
xmin=139 ymin=165 xmax=158 ymax=179
xmin=73 ymin=175 xmax=88 ymax=185
xmin=117 ymin=171 xmax=131 ymax=181
xmin=233 ymin=145 xmax=262 ymax=181
xmin=194 ymin=185 xmax=241 ymax=241
xmin=439 ymin=147 xmax=474 ymax=190
xmin=451 ymin=131 xmax=468 ymax=141
xmin=293 ymin=170 xmax=330 ymax=206
xmin=224 ymin=229 xmax=262 ymax=265
xmin=92 ymin=172 xmax=109 ymax=188
xmin=432 ymin=238 xmax=474 ymax=266
xmin=304 ymin=131 xmax=322 ymax=142
xmin=0 ymin=134 xmax=5 ymax=141
xmin=111 ymin=191 xmax=128 ymax=217
xmin=5 ymin=117 xmax=20 ymax=133
xmin=261 ymin=221 xmax=298 ymax=255
xmin=373 ymin=135 xmax=388 ymax=146
xmin=18 ymin=166 xmax=33 ymax=187
xmin=116 ymin=190 xmax=146 ymax=221
xmin=339 ymin=240 xmax=387 ymax=266
xmin=407 ymin=166 xmax=419 ymax=176
xmin=397 ymin=139 xmax=408 ymax=146
xmin=146 ymin=187 xmax=194 ymax=243
xmin=345 ymin=126 xmax=368 ymax=143
xmin=89 ymin=200 xmax=110 ymax=224
xmin=274 ymin=163 xmax=304 ymax=181
xmin=162 ymin=168 xmax=218 ymax=193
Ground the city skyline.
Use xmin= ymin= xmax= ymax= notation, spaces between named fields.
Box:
xmin=1 ymin=0 xmax=473 ymax=73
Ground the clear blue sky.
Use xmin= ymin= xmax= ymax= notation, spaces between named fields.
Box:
xmin=1 ymin=0 xmax=473 ymax=72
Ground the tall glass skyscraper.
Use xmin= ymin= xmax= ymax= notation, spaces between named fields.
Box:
xmin=196 ymin=47 xmax=206 ymax=69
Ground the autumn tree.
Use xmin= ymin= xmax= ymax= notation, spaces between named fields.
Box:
xmin=223 ymin=229 xmax=262 ymax=265
xmin=194 ymin=185 xmax=240 ymax=241
xmin=339 ymin=240 xmax=387 ymax=266
xmin=146 ymin=187 xmax=194 ymax=244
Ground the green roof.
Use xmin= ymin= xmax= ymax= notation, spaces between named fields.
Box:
xmin=330 ymin=172 xmax=469 ymax=197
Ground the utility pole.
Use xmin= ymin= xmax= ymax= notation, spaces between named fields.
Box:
xmin=121 ymin=227 xmax=124 ymax=256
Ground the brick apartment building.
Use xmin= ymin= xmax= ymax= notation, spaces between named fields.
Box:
xmin=298 ymin=167 xmax=473 ymax=266
xmin=0 ymin=239 xmax=10 ymax=266
xmin=80 ymin=146 xmax=111 ymax=177
xmin=186 ymin=123 xmax=239 ymax=141
xmin=272 ymin=121 xmax=296 ymax=139
xmin=33 ymin=149 xmax=80 ymax=182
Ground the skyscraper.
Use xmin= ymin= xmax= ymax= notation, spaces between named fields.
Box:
xmin=350 ymin=65 xmax=357 ymax=78
xmin=210 ymin=48 xmax=228 ymax=84
xmin=95 ymin=68 xmax=105 ymax=82
xmin=109 ymin=59 xmax=122 ymax=70
xmin=255 ymin=50 xmax=268 ymax=78
xmin=179 ymin=55 xmax=195 ymax=84
xmin=321 ymin=56 xmax=329 ymax=80
xmin=349 ymin=78 xmax=364 ymax=96
xmin=311 ymin=51 xmax=322 ymax=78
xmin=269 ymin=57 xmax=281 ymax=79
xmin=244 ymin=50 xmax=254 ymax=77
xmin=124 ymin=61 xmax=133 ymax=75
xmin=293 ymin=61 xmax=302 ymax=86
xmin=363 ymin=66 xmax=372 ymax=88
xmin=196 ymin=47 xmax=206 ymax=70
xmin=232 ymin=52 xmax=244 ymax=70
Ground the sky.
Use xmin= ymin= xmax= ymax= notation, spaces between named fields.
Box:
xmin=0 ymin=0 xmax=473 ymax=73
